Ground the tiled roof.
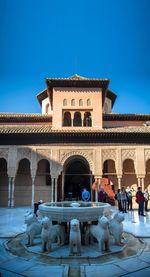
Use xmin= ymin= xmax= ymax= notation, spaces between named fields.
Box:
xmin=0 ymin=125 xmax=150 ymax=134
xmin=0 ymin=113 xmax=52 ymax=123
xmin=104 ymin=113 xmax=150 ymax=121
xmin=46 ymin=74 xmax=109 ymax=81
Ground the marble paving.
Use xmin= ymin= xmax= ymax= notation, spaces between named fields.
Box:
xmin=0 ymin=206 xmax=150 ymax=277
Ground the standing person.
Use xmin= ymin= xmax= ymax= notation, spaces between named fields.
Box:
xmin=98 ymin=188 xmax=107 ymax=202
xmin=120 ymin=187 xmax=127 ymax=213
xmin=136 ymin=187 xmax=145 ymax=216
xmin=144 ymin=189 xmax=149 ymax=212
xmin=126 ymin=187 xmax=133 ymax=210
xmin=81 ymin=188 xmax=90 ymax=202
xmin=115 ymin=189 xmax=122 ymax=211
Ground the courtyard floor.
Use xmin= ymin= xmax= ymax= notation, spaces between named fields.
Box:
xmin=0 ymin=206 xmax=150 ymax=277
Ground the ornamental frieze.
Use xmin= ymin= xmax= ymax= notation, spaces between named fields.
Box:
xmin=36 ymin=149 xmax=51 ymax=162
xmin=60 ymin=150 xmax=94 ymax=171
xmin=17 ymin=148 xmax=31 ymax=162
xmin=121 ymin=149 xmax=136 ymax=162
xmin=102 ymin=149 xmax=116 ymax=162
xmin=55 ymin=88 xmax=100 ymax=94
xmin=0 ymin=148 xmax=9 ymax=160
xmin=145 ymin=149 xmax=150 ymax=161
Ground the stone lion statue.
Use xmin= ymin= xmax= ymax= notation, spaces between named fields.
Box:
xmin=41 ymin=217 xmax=65 ymax=253
xmin=109 ymin=212 xmax=124 ymax=245
xmin=69 ymin=218 xmax=81 ymax=256
xmin=24 ymin=212 xmax=42 ymax=246
xmin=85 ymin=215 xmax=110 ymax=252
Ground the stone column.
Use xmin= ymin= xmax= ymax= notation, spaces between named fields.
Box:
xmin=117 ymin=176 xmax=122 ymax=189
xmin=90 ymin=174 xmax=93 ymax=201
xmin=55 ymin=178 xmax=57 ymax=202
xmin=71 ymin=112 xmax=74 ymax=127
xmin=31 ymin=176 xmax=35 ymax=207
xmin=141 ymin=178 xmax=144 ymax=192
xmin=94 ymin=177 xmax=100 ymax=202
xmin=81 ymin=112 xmax=84 ymax=127
xmin=51 ymin=178 xmax=55 ymax=202
xmin=11 ymin=177 xmax=15 ymax=208
xmin=138 ymin=177 xmax=141 ymax=187
xmin=8 ymin=177 xmax=12 ymax=207
xmin=62 ymin=172 xmax=64 ymax=201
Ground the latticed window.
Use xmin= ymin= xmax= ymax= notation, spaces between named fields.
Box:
xmin=63 ymin=99 xmax=67 ymax=106
xmin=71 ymin=99 xmax=75 ymax=106
xmin=87 ymin=99 xmax=91 ymax=106
xmin=79 ymin=99 xmax=83 ymax=106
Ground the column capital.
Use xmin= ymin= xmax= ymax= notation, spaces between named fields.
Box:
xmin=137 ymin=175 xmax=145 ymax=179
xmin=94 ymin=176 xmax=102 ymax=180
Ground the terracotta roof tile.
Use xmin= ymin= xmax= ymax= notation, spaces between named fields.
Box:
xmin=0 ymin=113 xmax=52 ymax=123
xmin=46 ymin=74 xmax=109 ymax=81
xmin=104 ymin=113 xmax=150 ymax=120
xmin=0 ymin=125 xmax=150 ymax=134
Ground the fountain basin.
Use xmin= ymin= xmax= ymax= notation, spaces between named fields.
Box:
xmin=39 ymin=202 xmax=111 ymax=222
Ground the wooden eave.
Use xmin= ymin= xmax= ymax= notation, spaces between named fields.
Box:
xmin=0 ymin=113 xmax=52 ymax=123
xmin=106 ymin=89 xmax=117 ymax=107
xmin=0 ymin=125 xmax=150 ymax=145
xmin=36 ymin=89 xmax=48 ymax=106
xmin=103 ymin=113 xmax=150 ymax=121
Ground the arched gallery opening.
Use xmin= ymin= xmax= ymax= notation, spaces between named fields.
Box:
xmin=0 ymin=158 xmax=8 ymax=206
xmin=102 ymin=159 xmax=117 ymax=192
xmin=63 ymin=156 xmax=93 ymax=200
xmin=145 ymin=159 xmax=150 ymax=188
xmin=15 ymin=158 xmax=32 ymax=206
xmin=35 ymin=159 xmax=51 ymax=202
xmin=121 ymin=159 xmax=138 ymax=189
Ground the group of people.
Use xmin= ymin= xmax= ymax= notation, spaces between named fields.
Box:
xmin=115 ymin=186 xmax=149 ymax=216
xmin=81 ymin=187 xmax=108 ymax=202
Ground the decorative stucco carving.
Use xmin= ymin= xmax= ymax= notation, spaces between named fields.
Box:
xmin=36 ymin=149 xmax=51 ymax=162
xmin=17 ymin=148 xmax=31 ymax=162
xmin=145 ymin=149 xmax=150 ymax=162
xmin=121 ymin=149 xmax=136 ymax=162
xmin=60 ymin=150 xmax=94 ymax=171
xmin=55 ymin=88 xmax=100 ymax=94
xmin=102 ymin=149 xmax=116 ymax=162
xmin=0 ymin=148 xmax=9 ymax=161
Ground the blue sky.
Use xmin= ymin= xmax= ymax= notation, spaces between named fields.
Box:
xmin=0 ymin=0 xmax=150 ymax=114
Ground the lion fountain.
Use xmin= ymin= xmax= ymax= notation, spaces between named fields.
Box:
xmin=23 ymin=201 xmax=126 ymax=257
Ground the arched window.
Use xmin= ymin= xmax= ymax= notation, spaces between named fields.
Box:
xmin=87 ymin=99 xmax=91 ymax=106
xmin=45 ymin=103 xmax=50 ymax=114
xmin=79 ymin=99 xmax=83 ymax=106
xmin=63 ymin=112 xmax=71 ymax=126
xmin=73 ymin=112 xmax=82 ymax=126
xmin=83 ymin=112 xmax=92 ymax=127
xmin=71 ymin=99 xmax=75 ymax=106
xmin=63 ymin=99 xmax=67 ymax=106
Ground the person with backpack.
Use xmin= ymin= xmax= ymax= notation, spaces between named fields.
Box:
xmin=126 ymin=187 xmax=133 ymax=210
xmin=136 ymin=187 xmax=145 ymax=216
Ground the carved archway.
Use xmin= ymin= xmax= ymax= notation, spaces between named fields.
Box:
xmin=15 ymin=158 xmax=32 ymax=206
xmin=34 ymin=159 xmax=51 ymax=202
xmin=60 ymin=151 xmax=94 ymax=173
xmin=62 ymin=155 xmax=93 ymax=200
xmin=102 ymin=159 xmax=117 ymax=191
xmin=121 ymin=159 xmax=137 ymax=188
xmin=0 ymin=158 xmax=8 ymax=206
xmin=144 ymin=159 xmax=150 ymax=190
